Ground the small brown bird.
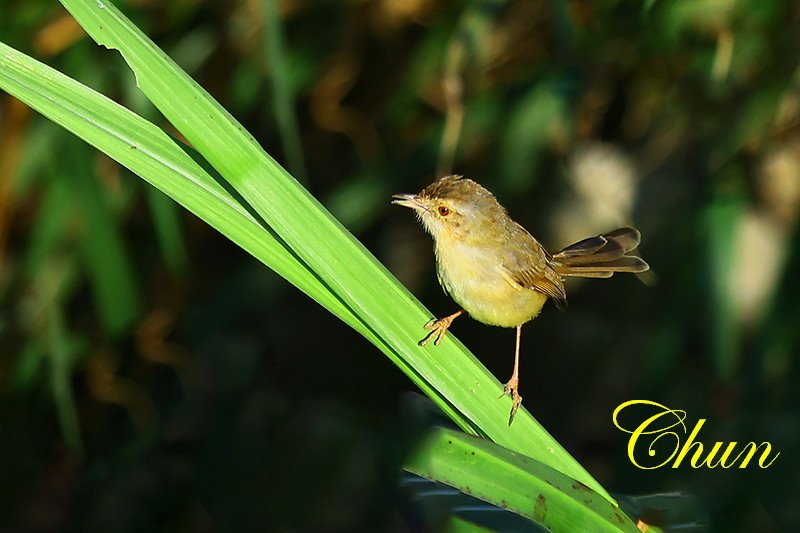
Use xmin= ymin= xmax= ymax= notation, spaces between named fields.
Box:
xmin=393 ymin=175 xmax=649 ymax=425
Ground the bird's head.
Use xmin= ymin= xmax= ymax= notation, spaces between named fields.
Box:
xmin=392 ymin=175 xmax=505 ymax=242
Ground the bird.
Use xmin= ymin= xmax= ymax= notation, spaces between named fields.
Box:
xmin=392 ymin=175 xmax=649 ymax=425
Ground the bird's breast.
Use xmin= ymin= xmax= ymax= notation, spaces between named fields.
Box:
xmin=434 ymin=240 xmax=547 ymax=328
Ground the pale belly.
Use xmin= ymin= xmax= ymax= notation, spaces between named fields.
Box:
xmin=435 ymin=242 xmax=548 ymax=328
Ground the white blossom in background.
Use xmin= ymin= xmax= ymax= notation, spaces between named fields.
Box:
xmin=554 ymin=142 xmax=638 ymax=247
xmin=730 ymin=211 xmax=786 ymax=326
xmin=731 ymin=138 xmax=800 ymax=326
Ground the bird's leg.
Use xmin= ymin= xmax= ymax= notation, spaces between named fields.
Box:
xmin=501 ymin=324 xmax=523 ymax=426
xmin=419 ymin=310 xmax=463 ymax=346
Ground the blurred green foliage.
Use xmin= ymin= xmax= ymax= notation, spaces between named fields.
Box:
xmin=1 ymin=0 xmax=799 ymax=530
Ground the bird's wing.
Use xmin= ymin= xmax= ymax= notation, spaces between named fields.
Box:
xmin=503 ymin=266 xmax=567 ymax=310
xmin=500 ymin=223 xmax=567 ymax=310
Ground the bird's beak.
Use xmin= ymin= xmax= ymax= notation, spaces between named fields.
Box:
xmin=391 ymin=193 xmax=426 ymax=211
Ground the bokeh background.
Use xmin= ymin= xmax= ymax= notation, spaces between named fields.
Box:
xmin=2 ymin=0 xmax=799 ymax=531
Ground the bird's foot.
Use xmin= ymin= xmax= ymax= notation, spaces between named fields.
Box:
xmin=500 ymin=377 xmax=523 ymax=426
xmin=418 ymin=315 xmax=457 ymax=346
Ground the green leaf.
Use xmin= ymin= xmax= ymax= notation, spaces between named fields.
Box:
xmin=406 ymin=427 xmax=640 ymax=532
xmin=444 ymin=515 xmax=495 ymax=533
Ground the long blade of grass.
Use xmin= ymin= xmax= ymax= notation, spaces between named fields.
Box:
xmin=52 ymin=0 xmax=616 ymax=501
xmin=406 ymin=427 xmax=640 ymax=532
xmin=0 ymin=39 xmax=468 ymax=431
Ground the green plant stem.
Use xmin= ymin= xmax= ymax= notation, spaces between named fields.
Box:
xmin=47 ymin=306 xmax=84 ymax=455
xmin=262 ymin=0 xmax=308 ymax=184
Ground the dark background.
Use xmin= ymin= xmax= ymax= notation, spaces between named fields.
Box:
xmin=1 ymin=0 xmax=799 ymax=530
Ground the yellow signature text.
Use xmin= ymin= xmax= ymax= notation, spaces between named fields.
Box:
xmin=612 ymin=400 xmax=779 ymax=470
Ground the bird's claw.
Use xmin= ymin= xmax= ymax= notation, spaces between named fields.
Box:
xmin=501 ymin=378 xmax=523 ymax=426
xmin=423 ymin=318 xmax=439 ymax=330
xmin=419 ymin=317 xmax=453 ymax=346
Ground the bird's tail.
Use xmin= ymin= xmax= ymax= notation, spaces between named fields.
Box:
xmin=551 ymin=227 xmax=649 ymax=279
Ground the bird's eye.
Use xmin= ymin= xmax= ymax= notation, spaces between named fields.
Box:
xmin=437 ymin=206 xmax=450 ymax=216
